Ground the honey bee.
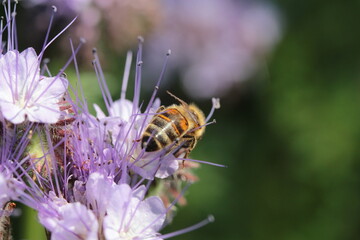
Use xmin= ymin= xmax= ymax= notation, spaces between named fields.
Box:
xmin=141 ymin=92 xmax=206 ymax=158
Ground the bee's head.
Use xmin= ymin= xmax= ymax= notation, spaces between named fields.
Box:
xmin=188 ymin=104 xmax=206 ymax=138
xmin=166 ymin=90 xmax=206 ymax=138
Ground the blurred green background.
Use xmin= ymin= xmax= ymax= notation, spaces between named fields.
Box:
xmin=10 ymin=0 xmax=360 ymax=239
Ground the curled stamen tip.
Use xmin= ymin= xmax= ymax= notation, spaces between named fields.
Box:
xmin=137 ymin=60 xmax=143 ymax=66
xmin=167 ymin=49 xmax=172 ymax=56
xmin=14 ymin=0 xmax=18 ymax=4
xmin=79 ymin=37 xmax=86 ymax=44
xmin=207 ymin=215 xmax=215 ymax=223
xmin=212 ymin=98 xmax=221 ymax=109
xmin=91 ymin=60 xmax=96 ymax=65
xmin=137 ymin=36 xmax=144 ymax=43
xmin=212 ymin=119 xmax=217 ymax=124
xmin=11 ymin=12 xmax=16 ymax=17
xmin=92 ymin=48 xmax=97 ymax=53
xmin=43 ymin=58 xmax=50 ymax=64
xmin=51 ymin=5 xmax=58 ymax=13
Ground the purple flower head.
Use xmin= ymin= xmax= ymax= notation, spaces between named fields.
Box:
xmin=24 ymin=0 xmax=162 ymax=64
xmin=0 ymin=2 xmax=220 ymax=238
xmin=145 ymin=0 xmax=282 ymax=99
xmin=38 ymin=172 xmax=166 ymax=240
xmin=92 ymin=96 xmax=178 ymax=180
xmin=0 ymin=0 xmax=77 ymax=217
xmin=103 ymin=185 xmax=166 ymax=239
xmin=68 ymin=46 xmax=182 ymax=181
xmin=0 ymin=48 xmax=68 ymax=124
xmin=39 ymin=194 xmax=99 ymax=240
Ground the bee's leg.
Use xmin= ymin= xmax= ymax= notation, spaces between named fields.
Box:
xmin=174 ymin=136 xmax=197 ymax=168
xmin=183 ymin=135 xmax=197 ymax=157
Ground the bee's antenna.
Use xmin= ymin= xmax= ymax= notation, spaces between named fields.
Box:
xmin=166 ymin=91 xmax=188 ymax=106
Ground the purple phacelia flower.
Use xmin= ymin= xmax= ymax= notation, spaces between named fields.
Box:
xmin=103 ymin=185 xmax=166 ymax=239
xmin=145 ymin=0 xmax=282 ymax=99
xmin=24 ymin=0 xmax=162 ymax=64
xmin=69 ymin=47 xmax=180 ymax=181
xmin=38 ymin=172 xmax=166 ymax=240
xmin=0 ymin=48 xmax=68 ymax=124
xmin=92 ymin=95 xmax=178 ymax=180
xmin=39 ymin=197 xmax=99 ymax=240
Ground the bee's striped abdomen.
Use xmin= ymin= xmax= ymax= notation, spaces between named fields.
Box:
xmin=142 ymin=108 xmax=189 ymax=152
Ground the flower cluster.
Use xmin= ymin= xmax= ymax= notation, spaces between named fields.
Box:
xmin=0 ymin=2 xmax=219 ymax=239
xmin=24 ymin=0 xmax=162 ymax=62
xmin=38 ymin=173 xmax=166 ymax=240
xmin=145 ymin=0 xmax=282 ymax=99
